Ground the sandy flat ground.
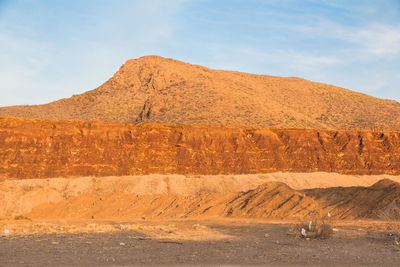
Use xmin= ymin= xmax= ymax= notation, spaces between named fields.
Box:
xmin=0 ymin=219 xmax=399 ymax=266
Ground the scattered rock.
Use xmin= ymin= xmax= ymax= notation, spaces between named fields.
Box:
xmin=2 ymin=229 xmax=10 ymax=237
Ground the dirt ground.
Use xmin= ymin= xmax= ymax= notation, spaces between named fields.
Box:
xmin=1 ymin=219 xmax=399 ymax=266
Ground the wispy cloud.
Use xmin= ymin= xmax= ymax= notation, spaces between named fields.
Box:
xmin=0 ymin=0 xmax=189 ymax=106
xmin=357 ymin=23 xmax=400 ymax=56
xmin=1 ymin=0 xmax=399 ymax=105
xmin=0 ymin=30 xmax=56 ymax=105
xmin=287 ymin=53 xmax=338 ymax=73
xmin=200 ymin=43 xmax=338 ymax=78
xmin=289 ymin=19 xmax=400 ymax=57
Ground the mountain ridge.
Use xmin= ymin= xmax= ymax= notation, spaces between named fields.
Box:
xmin=1 ymin=55 xmax=400 ymax=130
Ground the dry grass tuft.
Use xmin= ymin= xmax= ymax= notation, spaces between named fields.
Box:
xmin=289 ymin=214 xmax=333 ymax=240
xmin=377 ymin=200 xmax=400 ymax=250
xmin=394 ymin=235 xmax=400 ymax=250
xmin=14 ymin=215 xmax=31 ymax=221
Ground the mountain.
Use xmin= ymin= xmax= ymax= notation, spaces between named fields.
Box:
xmin=1 ymin=55 xmax=400 ymax=130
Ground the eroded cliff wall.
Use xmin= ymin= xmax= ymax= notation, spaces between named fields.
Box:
xmin=1 ymin=117 xmax=400 ymax=179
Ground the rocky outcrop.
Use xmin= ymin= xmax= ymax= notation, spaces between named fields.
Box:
xmin=1 ymin=117 xmax=400 ymax=179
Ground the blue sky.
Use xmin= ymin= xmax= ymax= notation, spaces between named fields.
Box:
xmin=1 ymin=0 xmax=399 ymax=106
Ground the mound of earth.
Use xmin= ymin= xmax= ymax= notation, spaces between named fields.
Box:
xmin=2 ymin=173 xmax=399 ymax=217
xmin=2 ymin=175 xmax=400 ymax=220
xmin=2 ymin=117 xmax=400 ymax=179
xmin=222 ymin=182 xmax=320 ymax=218
xmin=23 ymin=179 xmax=400 ymax=221
xmin=1 ymin=55 xmax=400 ymax=130
xmin=304 ymin=179 xmax=400 ymax=219
xmin=27 ymin=182 xmax=321 ymax=220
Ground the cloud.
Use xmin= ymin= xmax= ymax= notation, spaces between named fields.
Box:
xmin=357 ymin=23 xmax=400 ymax=56
xmin=289 ymin=19 xmax=400 ymax=57
xmin=0 ymin=0 xmax=189 ymax=107
xmin=1 ymin=0 xmax=399 ymax=106
xmin=198 ymin=43 xmax=339 ymax=79
xmin=0 ymin=31 xmax=57 ymax=106
xmin=287 ymin=53 xmax=338 ymax=72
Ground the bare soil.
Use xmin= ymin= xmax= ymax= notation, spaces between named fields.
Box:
xmin=2 ymin=173 xmax=400 ymax=217
xmin=1 ymin=220 xmax=399 ymax=266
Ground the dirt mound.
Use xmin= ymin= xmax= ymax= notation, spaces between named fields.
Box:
xmin=304 ymin=179 xmax=400 ymax=219
xmin=2 ymin=173 xmax=399 ymax=217
xmin=2 ymin=176 xmax=400 ymax=220
xmin=26 ymin=179 xmax=400 ymax=221
xmin=2 ymin=117 xmax=400 ymax=179
xmin=1 ymin=55 xmax=400 ymax=130
xmin=27 ymin=182 xmax=321 ymax=220
xmin=223 ymin=182 xmax=320 ymax=218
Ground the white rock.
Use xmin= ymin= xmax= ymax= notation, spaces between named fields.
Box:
xmin=301 ymin=228 xmax=307 ymax=237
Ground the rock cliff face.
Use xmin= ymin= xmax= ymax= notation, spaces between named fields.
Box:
xmin=1 ymin=55 xmax=400 ymax=130
xmin=1 ymin=117 xmax=400 ymax=179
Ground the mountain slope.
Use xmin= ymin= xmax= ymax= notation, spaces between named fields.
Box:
xmin=1 ymin=55 xmax=400 ymax=130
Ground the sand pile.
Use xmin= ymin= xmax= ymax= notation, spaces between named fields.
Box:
xmin=27 ymin=182 xmax=321 ymax=220
xmin=1 ymin=172 xmax=400 ymax=221
xmin=1 ymin=173 xmax=399 ymax=216
xmin=22 ymin=179 xmax=400 ymax=221
xmin=25 ymin=179 xmax=400 ymax=221
xmin=304 ymin=179 xmax=400 ymax=219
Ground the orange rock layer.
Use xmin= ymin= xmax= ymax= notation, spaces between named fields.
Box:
xmin=1 ymin=117 xmax=400 ymax=179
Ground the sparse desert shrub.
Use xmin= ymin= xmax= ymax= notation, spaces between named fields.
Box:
xmin=376 ymin=200 xmax=400 ymax=250
xmin=289 ymin=214 xmax=333 ymax=240
xmin=22 ymin=185 xmax=34 ymax=192
xmin=14 ymin=215 xmax=31 ymax=221
xmin=378 ymin=200 xmax=400 ymax=221
xmin=388 ymin=224 xmax=400 ymax=251
xmin=395 ymin=235 xmax=400 ymax=250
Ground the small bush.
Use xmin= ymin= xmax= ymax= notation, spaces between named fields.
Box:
xmin=289 ymin=214 xmax=333 ymax=240
xmin=376 ymin=200 xmax=400 ymax=249
xmin=395 ymin=235 xmax=400 ymax=249
xmin=14 ymin=215 xmax=31 ymax=221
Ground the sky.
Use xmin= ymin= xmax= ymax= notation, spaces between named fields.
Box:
xmin=0 ymin=0 xmax=399 ymax=107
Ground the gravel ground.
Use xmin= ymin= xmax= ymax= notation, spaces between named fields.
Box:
xmin=1 ymin=221 xmax=399 ymax=266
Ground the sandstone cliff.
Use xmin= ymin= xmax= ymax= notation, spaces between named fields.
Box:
xmin=1 ymin=117 xmax=400 ymax=179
